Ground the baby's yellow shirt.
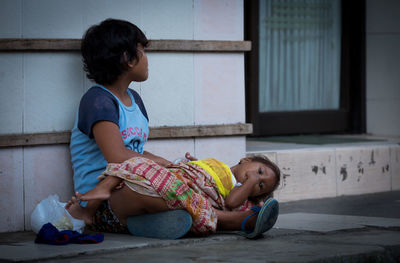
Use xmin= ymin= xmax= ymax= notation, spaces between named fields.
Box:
xmin=189 ymin=158 xmax=234 ymax=198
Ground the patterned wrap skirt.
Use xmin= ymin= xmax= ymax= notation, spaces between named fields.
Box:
xmin=98 ymin=157 xmax=255 ymax=235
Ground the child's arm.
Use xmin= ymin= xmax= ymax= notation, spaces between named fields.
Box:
xmin=93 ymin=121 xmax=171 ymax=166
xmin=142 ymin=151 xmax=172 ymax=167
xmin=224 ymin=173 xmax=260 ymax=210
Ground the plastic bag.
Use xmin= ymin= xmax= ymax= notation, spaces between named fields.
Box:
xmin=30 ymin=194 xmax=85 ymax=234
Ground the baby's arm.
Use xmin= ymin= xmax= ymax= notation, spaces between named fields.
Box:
xmin=224 ymin=173 xmax=260 ymax=209
xmin=93 ymin=121 xmax=172 ymax=166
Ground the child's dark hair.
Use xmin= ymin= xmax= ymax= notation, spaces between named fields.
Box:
xmin=248 ymin=155 xmax=281 ymax=203
xmin=81 ymin=18 xmax=149 ymax=85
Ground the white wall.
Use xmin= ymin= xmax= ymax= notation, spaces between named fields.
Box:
xmin=366 ymin=0 xmax=400 ymax=136
xmin=0 ymin=0 xmax=246 ymax=232
xmin=0 ymin=0 xmax=245 ymax=133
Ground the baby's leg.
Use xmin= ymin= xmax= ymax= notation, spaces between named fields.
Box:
xmin=76 ymin=176 xmax=122 ymax=201
xmin=108 ymin=185 xmax=169 ymax=225
xmin=214 ymin=209 xmax=257 ymax=231
xmin=69 ymin=176 xmax=122 ymax=225
xmin=67 ymin=181 xmax=169 ymax=227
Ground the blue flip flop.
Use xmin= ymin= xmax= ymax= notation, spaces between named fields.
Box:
xmin=126 ymin=210 xmax=192 ymax=239
xmin=237 ymin=198 xmax=279 ymax=239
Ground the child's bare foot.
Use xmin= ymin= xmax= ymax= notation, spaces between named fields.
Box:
xmin=65 ymin=197 xmax=93 ymax=225
xmin=76 ymin=176 xmax=121 ymax=201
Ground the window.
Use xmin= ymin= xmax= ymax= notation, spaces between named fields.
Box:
xmin=245 ymin=0 xmax=365 ymax=136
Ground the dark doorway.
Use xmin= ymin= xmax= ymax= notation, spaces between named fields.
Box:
xmin=245 ymin=0 xmax=366 ymax=136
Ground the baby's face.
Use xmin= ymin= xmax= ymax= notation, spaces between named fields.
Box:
xmin=234 ymin=160 xmax=277 ymax=197
xmin=250 ymin=163 xmax=277 ymax=197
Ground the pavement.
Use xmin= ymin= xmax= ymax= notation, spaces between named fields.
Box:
xmin=1 ymin=191 xmax=400 ymax=263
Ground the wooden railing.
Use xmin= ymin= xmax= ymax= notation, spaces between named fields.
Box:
xmin=0 ymin=123 xmax=253 ymax=148
xmin=0 ymin=39 xmax=251 ymax=52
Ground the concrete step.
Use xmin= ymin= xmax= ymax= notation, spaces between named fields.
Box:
xmin=246 ymin=135 xmax=400 ymax=202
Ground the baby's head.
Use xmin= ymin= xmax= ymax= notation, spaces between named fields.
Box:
xmin=234 ymin=155 xmax=281 ymax=203
xmin=81 ymin=18 xmax=149 ymax=85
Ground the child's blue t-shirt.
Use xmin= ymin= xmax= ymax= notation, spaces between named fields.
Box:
xmin=70 ymin=85 xmax=149 ymax=195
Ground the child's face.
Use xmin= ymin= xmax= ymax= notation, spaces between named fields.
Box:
xmin=129 ymin=44 xmax=148 ymax=82
xmin=233 ymin=159 xmax=277 ymax=197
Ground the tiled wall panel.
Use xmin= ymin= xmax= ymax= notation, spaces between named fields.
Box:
xmin=23 ymin=53 xmax=84 ymax=133
xmin=194 ymin=0 xmax=243 ymax=40
xmin=0 ymin=54 xmax=24 ymax=135
xmin=82 ymin=0 xmax=142 ymax=32
xmin=0 ymin=148 xmax=24 ymax=232
xmin=366 ymin=0 xmax=400 ymax=33
xmin=366 ymin=99 xmax=400 ymax=137
xmin=142 ymin=0 xmax=193 ymax=39
xmin=22 ymin=0 xmax=84 ymax=38
xmin=23 ymin=145 xmax=74 ymax=230
xmin=366 ymin=35 xmax=400 ymax=136
xmin=366 ymin=0 xmax=400 ymax=136
xmin=140 ymin=53 xmax=195 ymax=127
xmin=366 ymin=35 xmax=400 ymax=101
xmin=194 ymin=53 xmax=245 ymax=125
xmin=0 ymin=0 xmax=22 ymax=38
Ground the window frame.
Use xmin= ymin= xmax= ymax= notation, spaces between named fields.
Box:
xmin=245 ymin=0 xmax=366 ymax=136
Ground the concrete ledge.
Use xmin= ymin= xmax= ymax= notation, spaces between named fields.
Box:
xmin=247 ymin=135 xmax=400 ymax=202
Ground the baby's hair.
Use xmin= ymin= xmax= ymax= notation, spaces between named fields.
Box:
xmin=247 ymin=155 xmax=281 ymax=203
xmin=81 ymin=18 xmax=149 ymax=85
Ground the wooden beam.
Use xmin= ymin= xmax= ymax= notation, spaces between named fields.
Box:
xmin=0 ymin=39 xmax=81 ymax=51
xmin=0 ymin=123 xmax=252 ymax=148
xmin=150 ymin=123 xmax=253 ymax=138
xmin=148 ymin=40 xmax=251 ymax=52
xmin=0 ymin=39 xmax=251 ymax=52
xmin=0 ymin=131 xmax=72 ymax=148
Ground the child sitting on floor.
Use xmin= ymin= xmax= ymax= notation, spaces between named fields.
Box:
xmin=67 ymin=154 xmax=280 ymax=238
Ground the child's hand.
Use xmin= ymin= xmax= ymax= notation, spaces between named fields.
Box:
xmin=245 ymin=172 xmax=261 ymax=185
xmin=185 ymin=152 xmax=198 ymax=161
xmin=114 ymin=181 xmax=125 ymax=190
